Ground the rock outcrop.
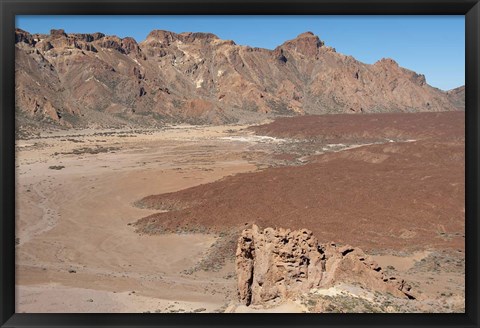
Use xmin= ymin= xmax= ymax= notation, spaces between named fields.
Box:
xmin=236 ymin=225 xmax=414 ymax=306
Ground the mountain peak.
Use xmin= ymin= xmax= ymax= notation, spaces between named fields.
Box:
xmin=15 ymin=28 xmax=34 ymax=44
xmin=178 ymin=32 xmax=219 ymax=42
xmin=145 ymin=30 xmax=219 ymax=45
xmin=296 ymin=31 xmax=316 ymax=38
xmin=375 ymin=58 xmax=399 ymax=67
xmin=145 ymin=30 xmax=178 ymax=45
xmin=280 ymin=31 xmax=324 ymax=56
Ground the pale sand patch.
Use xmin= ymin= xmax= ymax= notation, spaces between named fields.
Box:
xmin=311 ymin=284 xmax=377 ymax=302
xmin=15 ymin=125 xmax=260 ymax=313
xmin=226 ymin=300 xmax=307 ymax=313
xmin=17 ymin=284 xmax=219 ymax=313
xmin=371 ymin=251 xmax=431 ymax=272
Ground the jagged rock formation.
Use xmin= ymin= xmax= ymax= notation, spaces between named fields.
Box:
xmin=236 ymin=225 xmax=414 ymax=306
xmin=15 ymin=28 xmax=463 ymax=129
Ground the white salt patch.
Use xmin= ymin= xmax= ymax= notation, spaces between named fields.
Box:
xmin=220 ymin=135 xmax=286 ymax=144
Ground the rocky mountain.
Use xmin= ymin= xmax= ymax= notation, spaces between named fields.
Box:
xmin=15 ymin=28 xmax=463 ymax=129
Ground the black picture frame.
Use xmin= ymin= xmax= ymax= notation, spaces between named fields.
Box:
xmin=1 ymin=1 xmax=478 ymax=327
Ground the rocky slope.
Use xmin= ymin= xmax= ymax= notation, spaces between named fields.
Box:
xmin=15 ymin=28 xmax=463 ymax=130
xmin=446 ymin=85 xmax=465 ymax=108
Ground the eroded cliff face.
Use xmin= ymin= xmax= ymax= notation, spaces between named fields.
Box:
xmin=236 ymin=225 xmax=414 ymax=306
xmin=15 ymin=28 xmax=462 ymax=130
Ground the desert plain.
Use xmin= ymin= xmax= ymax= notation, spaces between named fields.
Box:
xmin=15 ymin=111 xmax=465 ymax=313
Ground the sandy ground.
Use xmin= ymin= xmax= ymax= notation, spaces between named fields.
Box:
xmin=16 ymin=124 xmax=265 ymax=313
xmin=15 ymin=113 xmax=465 ymax=313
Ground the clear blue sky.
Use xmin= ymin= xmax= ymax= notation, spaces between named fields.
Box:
xmin=16 ymin=15 xmax=464 ymax=91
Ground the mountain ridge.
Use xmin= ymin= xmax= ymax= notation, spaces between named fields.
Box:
xmin=15 ymin=28 xmax=464 ymax=130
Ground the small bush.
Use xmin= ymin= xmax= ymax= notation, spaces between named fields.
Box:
xmin=48 ymin=165 xmax=65 ymax=170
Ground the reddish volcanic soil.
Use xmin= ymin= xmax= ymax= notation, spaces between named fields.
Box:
xmin=250 ymin=111 xmax=464 ymax=143
xmin=135 ymin=112 xmax=465 ymax=252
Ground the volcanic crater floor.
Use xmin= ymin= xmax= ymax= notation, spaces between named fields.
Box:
xmin=16 ymin=112 xmax=465 ymax=313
